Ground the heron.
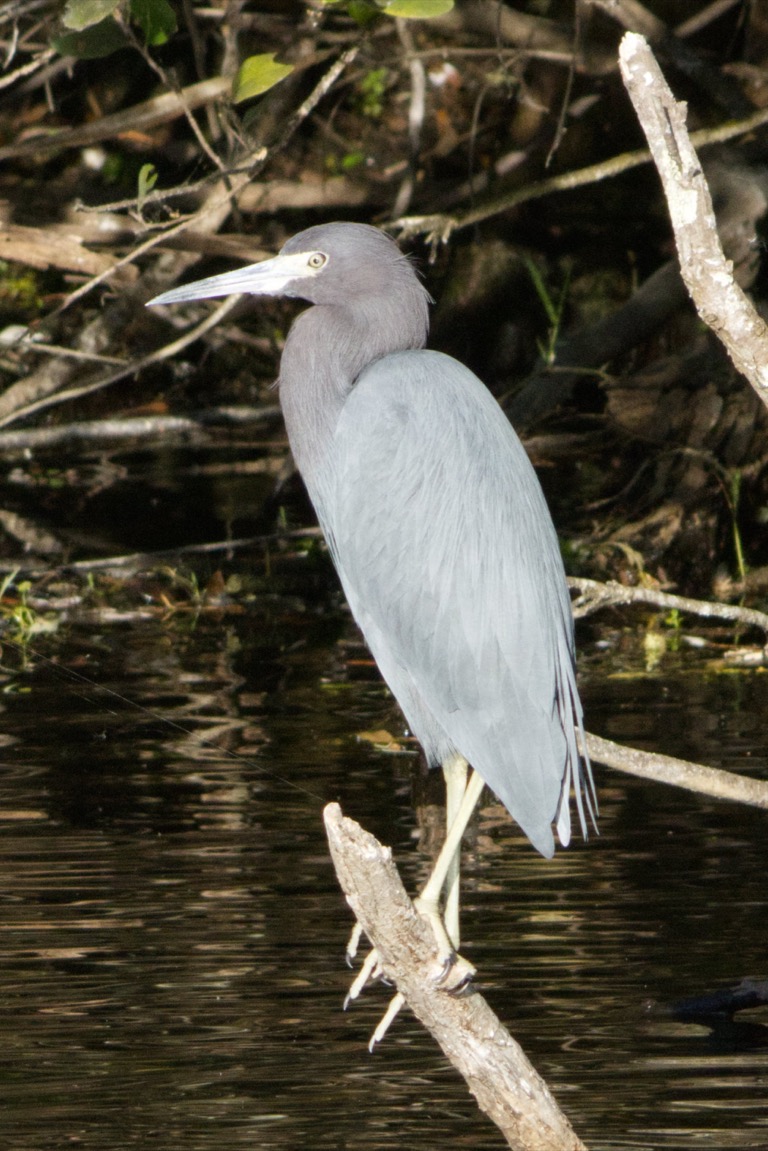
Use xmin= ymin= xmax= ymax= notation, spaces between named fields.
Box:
xmin=148 ymin=222 xmax=596 ymax=1037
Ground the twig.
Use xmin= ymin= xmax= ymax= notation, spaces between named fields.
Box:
xmin=0 ymin=47 xmax=55 ymax=92
xmin=618 ymin=32 xmax=768 ymax=411
xmin=57 ymin=44 xmax=359 ymax=318
xmin=0 ymin=296 xmax=241 ymax=431
xmin=0 ymin=406 xmax=280 ymax=454
xmin=324 ymin=803 xmax=588 ymax=1151
xmin=281 ymin=44 xmax=359 ymax=142
xmin=392 ymin=20 xmax=426 ymax=218
xmin=587 ymin=0 xmax=750 ymax=115
xmin=433 ymin=2 xmax=615 ymax=75
xmin=13 ymin=341 xmax=128 ymax=366
xmin=393 ymin=103 xmax=768 ymax=245
xmin=51 ymin=174 xmax=256 ymax=320
xmin=544 ymin=3 xmax=580 ymax=167
xmin=0 ymin=221 xmax=129 ymax=278
xmin=583 ymin=732 xmax=768 ymax=810
xmin=569 ymin=576 xmax=768 ymax=635
xmin=674 ymin=0 xmax=742 ymax=39
xmin=0 ymin=76 xmax=231 ymax=160
xmin=181 ymin=0 xmax=219 ymax=140
xmin=117 ymin=16 xmax=227 ymax=174
xmin=0 ymin=179 xmax=240 ymax=429
xmin=0 ymin=45 xmax=361 ymax=432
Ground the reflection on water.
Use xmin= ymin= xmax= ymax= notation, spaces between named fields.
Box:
xmin=0 ymin=603 xmax=766 ymax=1150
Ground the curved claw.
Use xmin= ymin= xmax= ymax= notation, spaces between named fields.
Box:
xmin=345 ymin=921 xmax=364 ymax=967
xmin=344 ymin=947 xmax=382 ymax=1010
xmin=435 ymin=951 xmax=476 ymax=994
xmin=368 ymin=992 xmax=405 ymax=1051
xmin=434 ymin=948 xmax=457 ymax=983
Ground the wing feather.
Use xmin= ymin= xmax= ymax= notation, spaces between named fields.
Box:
xmin=326 ymin=349 xmax=594 ymax=856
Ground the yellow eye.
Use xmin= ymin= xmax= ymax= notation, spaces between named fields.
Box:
xmin=308 ymin=252 xmax=327 ymax=269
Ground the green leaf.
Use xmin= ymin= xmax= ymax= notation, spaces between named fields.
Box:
xmin=137 ymin=163 xmax=158 ymax=210
xmin=381 ymin=0 xmax=453 ymax=17
xmin=347 ymin=0 xmax=381 ymax=26
xmin=53 ymin=17 xmax=129 ymax=58
xmin=129 ymin=0 xmax=177 ymax=45
xmin=341 ymin=151 xmax=365 ymax=171
xmin=232 ymin=54 xmax=293 ymax=104
xmin=62 ymin=0 xmax=121 ymax=31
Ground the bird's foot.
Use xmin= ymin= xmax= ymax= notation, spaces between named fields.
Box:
xmin=343 ymin=905 xmax=475 ymax=1049
xmin=345 ymin=951 xmax=407 ymax=1051
xmin=432 ymin=948 xmax=476 ymax=994
xmin=413 ymin=893 xmax=476 ymax=991
xmin=344 ymin=938 xmax=405 ymax=1050
xmin=345 ymin=921 xmax=364 ymax=967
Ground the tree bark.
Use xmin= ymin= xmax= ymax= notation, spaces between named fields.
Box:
xmin=324 ymin=803 xmax=588 ymax=1151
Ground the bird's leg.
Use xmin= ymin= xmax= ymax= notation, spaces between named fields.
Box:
xmin=442 ymin=754 xmax=469 ymax=949
xmin=414 ymin=766 xmax=485 ymax=979
xmin=343 ymin=763 xmax=484 ymax=1047
xmin=347 ymin=756 xmax=469 ymax=969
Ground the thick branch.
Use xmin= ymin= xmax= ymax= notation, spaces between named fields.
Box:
xmin=324 ymin=803 xmax=587 ymax=1151
xmin=619 ymin=32 xmax=768 ymax=411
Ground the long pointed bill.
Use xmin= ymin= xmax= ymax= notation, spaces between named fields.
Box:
xmin=147 ymin=251 xmax=317 ymax=307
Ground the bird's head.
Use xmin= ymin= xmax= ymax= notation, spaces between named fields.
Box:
xmin=147 ymin=222 xmax=427 ymax=311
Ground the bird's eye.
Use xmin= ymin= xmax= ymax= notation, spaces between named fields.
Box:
xmin=308 ymin=252 xmax=327 ymax=269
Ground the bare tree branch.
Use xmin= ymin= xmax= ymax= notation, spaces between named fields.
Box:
xmin=619 ymin=32 xmax=768 ymax=411
xmin=394 ymin=104 xmax=768 ymax=247
xmin=569 ymin=576 xmax=768 ymax=635
xmin=0 ymin=76 xmax=231 ymax=161
xmin=324 ymin=803 xmax=588 ymax=1151
xmin=584 ymin=732 xmax=768 ymax=810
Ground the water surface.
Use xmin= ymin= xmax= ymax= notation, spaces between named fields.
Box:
xmin=0 ymin=603 xmax=765 ymax=1149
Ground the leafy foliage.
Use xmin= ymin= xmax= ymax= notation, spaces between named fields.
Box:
xmin=57 ymin=0 xmax=177 ymax=56
xmin=381 ymin=0 xmax=453 ymax=17
xmin=62 ymin=0 xmax=121 ymax=31
xmin=232 ymin=54 xmax=294 ymax=104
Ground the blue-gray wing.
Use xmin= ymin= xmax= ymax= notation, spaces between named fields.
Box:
xmin=326 ymin=349 xmax=594 ymax=858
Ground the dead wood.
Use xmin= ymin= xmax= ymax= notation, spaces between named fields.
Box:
xmin=0 ymin=222 xmax=135 ymax=282
xmin=570 ymin=576 xmax=768 ymax=634
xmin=433 ymin=1 xmax=615 ymax=75
xmin=507 ymin=260 xmax=688 ymax=428
xmin=583 ymin=731 xmax=768 ymax=810
xmin=587 ymin=0 xmax=751 ymax=114
xmin=0 ymin=76 xmax=230 ymax=161
xmin=323 ymin=802 xmax=588 ymax=1151
xmin=509 ymin=151 xmax=768 ymax=428
xmin=0 ymin=408 xmax=280 ymax=456
xmin=237 ymin=175 xmax=383 ymax=215
xmin=619 ymin=33 xmax=768 ymax=412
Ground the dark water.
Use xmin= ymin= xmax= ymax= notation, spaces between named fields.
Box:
xmin=0 ymin=596 xmax=766 ymax=1149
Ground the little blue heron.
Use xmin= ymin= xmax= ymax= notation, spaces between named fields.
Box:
xmin=148 ymin=223 xmax=596 ymax=1027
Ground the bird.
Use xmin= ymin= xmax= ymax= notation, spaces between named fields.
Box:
xmin=148 ymin=222 xmax=596 ymax=1028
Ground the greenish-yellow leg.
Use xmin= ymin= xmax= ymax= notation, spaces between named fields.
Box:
xmin=442 ymin=755 xmax=468 ymax=948
xmin=345 ymin=759 xmax=485 ymax=1047
xmin=414 ymin=763 xmax=485 ymax=960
